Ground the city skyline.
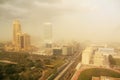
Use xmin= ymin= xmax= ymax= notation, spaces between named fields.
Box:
xmin=1 ymin=0 xmax=120 ymax=42
xmin=1 ymin=0 xmax=120 ymax=80
xmin=4 ymin=20 xmax=31 ymax=52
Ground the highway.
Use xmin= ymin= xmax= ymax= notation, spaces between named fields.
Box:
xmin=54 ymin=61 xmax=74 ymax=80
xmin=46 ymin=50 xmax=81 ymax=80
xmin=47 ymin=60 xmax=69 ymax=80
xmin=53 ymin=51 xmax=82 ymax=80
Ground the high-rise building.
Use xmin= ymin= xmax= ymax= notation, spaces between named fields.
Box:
xmin=12 ymin=20 xmax=31 ymax=52
xmin=19 ymin=33 xmax=31 ymax=51
xmin=43 ymin=22 xmax=52 ymax=43
xmin=43 ymin=22 xmax=53 ymax=48
xmin=81 ymin=47 xmax=93 ymax=65
xmin=13 ymin=20 xmax=21 ymax=46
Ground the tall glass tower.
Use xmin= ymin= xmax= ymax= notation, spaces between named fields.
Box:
xmin=43 ymin=22 xmax=52 ymax=48
xmin=44 ymin=22 xmax=52 ymax=43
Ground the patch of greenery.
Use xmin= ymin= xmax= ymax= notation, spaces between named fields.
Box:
xmin=109 ymin=55 xmax=116 ymax=66
xmin=0 ymin=52 xmax=66 ymax=80
xmin=114 ymin=58 xmax=120 ymax=66
xmin=78 ymin=68 xmax=120 ymax=80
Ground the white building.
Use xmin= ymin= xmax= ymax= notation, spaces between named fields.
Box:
xmin=93 ymin=51 xmax=109 ymax=67
xmin=81 ymin=47 xmax=93 ymax=65
xmin=93 ymin=52 xmax=105 ymax=67
xmin=98 ymin=48 xmax=116 ymax=56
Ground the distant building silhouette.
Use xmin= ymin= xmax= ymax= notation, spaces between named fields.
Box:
xmin=43 ymin=22 xmax=52 ymax=48
xmin=44 ymin=23 xmax=52 ymax=42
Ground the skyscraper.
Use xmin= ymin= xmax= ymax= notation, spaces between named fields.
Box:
xmin=44 ymin=22 xmax=52 ymax=43
xmin=12 ymin=20 xmax=31 ymax=52
xmin=13 ymin=20 xmax=21 ymax=46
xmin=43 ymin=22 xmax=52 ymax=48
xmin=20 ymin=33 xmax=31 ymax=51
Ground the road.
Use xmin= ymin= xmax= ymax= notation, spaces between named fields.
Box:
xmin=54 ymin=61 xmax=74 ymax=80
xmin=46 ymin=50 xmax=81 ymax=80
xmin=39 ymin=70 xmax=46 ymax=80
xmin=53 ymin=51 xmax=82 ymax=80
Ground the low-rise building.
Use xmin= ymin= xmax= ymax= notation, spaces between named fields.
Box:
xmin=62 ymin=46 xmax=73 ymax=55
xmin=98 ymin=48 xmax=116 ymax=56
xmin=52 ymin=47 xmax=62 ymax=55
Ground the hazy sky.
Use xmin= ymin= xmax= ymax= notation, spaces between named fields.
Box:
xmin=1 ymin=0 xmax=120 ymax=42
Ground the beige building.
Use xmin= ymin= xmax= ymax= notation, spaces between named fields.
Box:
xmin=12 ymin=20 xmax=31 ymax=52
xmin=13 ymin=20 xmax=22 ymax=45
xmin=19 ymin=33 xmax=31 ymax=51
xmin=93 ymin=51 xmax=110 ymax=67
xmin=62 ymin=46 xmax=68 ymax=55
xmin=93 ymin=52 xmax=105 ymax=67
xmin=82 ymin=47 xmax=93 ymax=65
xmin=93 ymin=48 xmax=112 ymax=67
xmin=62 ymin=46 xmax=73 ymax=55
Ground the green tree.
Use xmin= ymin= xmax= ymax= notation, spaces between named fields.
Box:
xmin=5 ymin=64 xmax=17 ymax=74
xmin=108 ymin=55 xmax=116 ymax=66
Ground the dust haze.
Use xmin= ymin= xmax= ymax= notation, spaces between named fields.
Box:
xmin=0 ymin=0 xmax=120 ymax=42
